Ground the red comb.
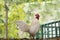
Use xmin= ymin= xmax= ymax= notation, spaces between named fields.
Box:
xmin=35 ymin=13 xmax=40 ymax=20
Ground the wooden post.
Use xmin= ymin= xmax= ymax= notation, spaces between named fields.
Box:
xmin=41 ymin=25 xmax=43 ymax=40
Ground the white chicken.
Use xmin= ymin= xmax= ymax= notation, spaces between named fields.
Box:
xmin=16 ymin=13 xmax=40 ymax=39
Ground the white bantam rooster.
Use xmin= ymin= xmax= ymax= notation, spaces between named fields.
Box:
xmin=16 ymin=13 xmax=40 ymax=40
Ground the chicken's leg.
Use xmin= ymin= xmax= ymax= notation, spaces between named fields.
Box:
xmin=29 ymin=34 xmax=35 ymax=40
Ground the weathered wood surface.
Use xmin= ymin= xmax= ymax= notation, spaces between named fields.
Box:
xmin=42 ymin=37 xmax=60 ymax=40
xmin=0 ymin=37 xmax=60 ymax=40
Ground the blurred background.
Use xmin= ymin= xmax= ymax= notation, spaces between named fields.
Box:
xmin=0 ymin=0 xmax=60 ymax=39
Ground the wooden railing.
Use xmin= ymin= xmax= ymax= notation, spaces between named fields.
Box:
xmin=36 ymin=20 xmax=60 ymax=40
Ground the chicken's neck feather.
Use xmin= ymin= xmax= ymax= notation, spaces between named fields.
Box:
xmin=31 ymin=18 xmax=39 ymax=26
